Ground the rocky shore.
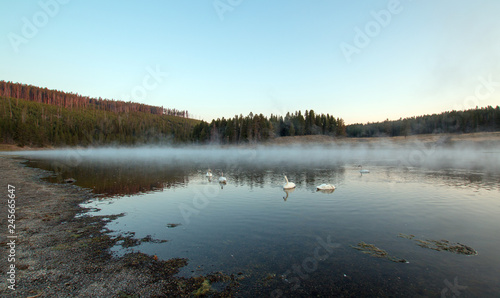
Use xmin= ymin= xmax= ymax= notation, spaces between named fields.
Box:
xmin=0 ymin=156 xmax=236 ymax=297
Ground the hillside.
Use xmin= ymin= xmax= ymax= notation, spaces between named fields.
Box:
xmin=0 ymin=80 xmax=188 ymax=117
xmin=0 ymin=97 xmax=199 ymax=147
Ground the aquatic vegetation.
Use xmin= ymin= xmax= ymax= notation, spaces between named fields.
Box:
xmin=193 ymin=279 xmax=211 ymax=296
xmin=351 ymin=241 xmax=408 ymax=263
xmin=398 ymin=233 xmax=478 ymax=255
xmin=397 ymin=233 xmax=415 ymax=240
xmin=117 ymin=234 xmax=167 ymax=248
xmin=140 ymin=234 xmax=168 ymax=244
xmin=416 ymin=239 xmax=478 ymax=255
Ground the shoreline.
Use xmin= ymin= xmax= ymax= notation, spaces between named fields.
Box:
xmin=0 ymin=156 xmax=236 ymax=297
xmin=264 ymin=131 xmax=500 ymax=146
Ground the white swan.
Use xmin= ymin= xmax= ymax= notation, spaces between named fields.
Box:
xmin=206 ymin=169 xmax=213 ymax=177
xmin=316 ymin=183 xmax=335 ymax=190
xmin=219 ymin=172 xmax=227 ymax=184
xmin=358 ymin=165 xmax=370 ymax=173
xmin=283 ymin=175 xmax=296 ymax=189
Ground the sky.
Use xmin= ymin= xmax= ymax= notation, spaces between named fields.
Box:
xmin=1 ymin=0 xmax=499 ymax=124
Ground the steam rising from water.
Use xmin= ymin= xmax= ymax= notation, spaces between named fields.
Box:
xmin=6 ymin=142 xmax=500 ymax=172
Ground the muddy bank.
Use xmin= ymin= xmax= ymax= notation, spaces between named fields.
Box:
xmin=0 ymin=156 xmax=236 ymax=297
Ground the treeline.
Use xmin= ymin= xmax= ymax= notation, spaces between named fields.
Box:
xmin=0 ymin=80 xmax=189 ymax=118
xmin=192 ymin=110 xmax=346 ymax=143
xmin=346 ymin=106 xmax=500 ymax=137
xmin=3 ymin=80 xmax=500 ymax=147
xmin=0 ymin=97 xmax=198 ymax=146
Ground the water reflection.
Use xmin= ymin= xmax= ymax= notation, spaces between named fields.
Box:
xmin=317 ymin=188 xmax=335 ymax=194
xmin=25 ymin=159 xmax=191 ymax=196
xmin=282 ymin=188 xmax=295 ymax=201
xmin=23 ymin=159 xmax=500 ymax=198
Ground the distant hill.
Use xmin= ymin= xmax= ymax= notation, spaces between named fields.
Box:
xmin=346 ymin=106 xmax=500 ymax=138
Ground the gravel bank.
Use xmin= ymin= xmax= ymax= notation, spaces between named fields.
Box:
xmin=0 ymin=156 xmax=236 ymax=297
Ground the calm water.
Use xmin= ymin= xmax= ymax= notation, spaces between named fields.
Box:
xmin=18 ymin=147 xmax=500 ymax=296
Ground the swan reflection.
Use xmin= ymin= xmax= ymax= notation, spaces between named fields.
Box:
xmin=283 ymin=188 xmax=295 ymax=201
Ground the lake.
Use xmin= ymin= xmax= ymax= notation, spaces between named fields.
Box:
xmin=14 ymin=145 xmax=500 ymax=296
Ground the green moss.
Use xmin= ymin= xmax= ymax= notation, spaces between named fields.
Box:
xmin=193 ymin=279 xmax=211 ymax=296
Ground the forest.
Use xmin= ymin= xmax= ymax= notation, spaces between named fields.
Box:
xmin=0 ymin=81 xmax=189 ymax=118
xmin=346 ymin=106 xmax=500 ymax=137
xmin=191 ymin=111 xmax=346 ymax=143
xmin=1 ymin=81 xmax=500 ymax=147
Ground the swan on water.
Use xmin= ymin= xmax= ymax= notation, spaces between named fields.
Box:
xmin=316 ymin=183 xmax=335 ymax=191
xmin=358 ymin=165 xmax=370 ymax=173
xmin=283 ymin=175 xmax=296 ymax=189
xmin=206 ymin=169 xmax=213 ymax=177
xmin=219 ymin=172 xmax=227 ymax=184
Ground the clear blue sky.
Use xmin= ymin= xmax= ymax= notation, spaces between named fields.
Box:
xmin=1 ymin=0 xmax=499 ymax=124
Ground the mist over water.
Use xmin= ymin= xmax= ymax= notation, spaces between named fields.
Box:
xmin=8 ymin=142 xmax=500 ymax=172
xmin=5 ymin=141 xmax=500 ymax=296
